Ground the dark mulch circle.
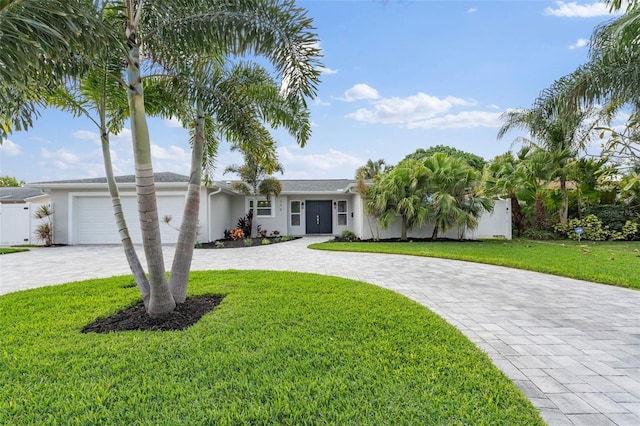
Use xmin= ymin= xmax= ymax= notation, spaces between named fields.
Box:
xmin=81 ymin=295 xmax=224 ymax=333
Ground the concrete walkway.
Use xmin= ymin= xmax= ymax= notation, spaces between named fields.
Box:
xmin=1 ymin=237 xmax=639 ymax=426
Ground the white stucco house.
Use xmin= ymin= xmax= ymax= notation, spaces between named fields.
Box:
xmin=26 ymin=172 xmax=511 ymax=245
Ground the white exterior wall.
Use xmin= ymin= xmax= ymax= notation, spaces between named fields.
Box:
xmin=208 ymin=191 xmax=233 ymax=241
xmin=359 ymin=199 xmax=512 ymax=240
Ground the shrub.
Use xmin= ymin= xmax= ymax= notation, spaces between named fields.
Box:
xmin=622 ymin=221 xmax=639 ymax=241
xmin=554 ymin=215 xmax=609 ymax=241
xmin=336 ymin=230 xmax=357 ymax=242
xmin=243 ymin=238 xmax=252 ymax=247
xmin=34 ymin=205 xmax=54 ymax=246
xmin=262 ymin=238 xmax=270 ymax=245
xmin=522 ymin=228 xmax=558 ymax=241
xmin=230 ymin=228 xmax=244 ymax=241
xmin=583 ymin=204 xmax=628 ymax=231
xmin=236 ymin=212 xmax=252 ymax=237
xmin=215 ymin=241 xmax=224 ymax=248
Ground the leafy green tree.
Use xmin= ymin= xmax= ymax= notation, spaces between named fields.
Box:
xmin=366 ymin=159 xmax=429 ymax=241
xmin=404 ymin=145 xmax=486 ymax=171
xmin=0 ymin=176 xmax=24 ymax=187
xmin=422 ymin=153 xmax=493 ymax=240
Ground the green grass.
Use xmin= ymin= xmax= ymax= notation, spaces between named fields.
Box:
xmin=310 ymin=239 xmax=640 ymax=290
xmin=0 ymin=247 xmax=29 ymax=255
xmin=0 ymin=271 xmax=543 ymax=425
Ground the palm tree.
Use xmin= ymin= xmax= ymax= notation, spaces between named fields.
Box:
xmin=497 ymin=84 xmax=597 ymax=223
xmin=225 ymin=136 xmax=284 ymax=239
xmin=164 ymin=59 xmax=312 ymax=304
xmin=482 ymin=151 xmax=528 ymax=236
xmin=3 ymin=0 xmax=322 ymax=317
xmin=356 ymin=159 xmax=387 ymax=180
xmin=422 ymin=153 xmax=493 ymax=240
xmin=118 ymin=0 xmax=321 ymax=316
xmin=0 ymin=0 xmax=106 ymax=137
xmin=366 ymin=159 xmax=429 ymax=241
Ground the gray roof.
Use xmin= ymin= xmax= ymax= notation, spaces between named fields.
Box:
xmin=0 ymin=187 xmax=48 ymax=202
xmin=30 ymin=172 xmax=189 ymax=185
xmin=215 ymin=179 xmax=355 ymax=194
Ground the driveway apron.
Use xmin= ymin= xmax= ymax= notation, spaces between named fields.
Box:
xmin=1 ymin=237 xmax=639 ymax=426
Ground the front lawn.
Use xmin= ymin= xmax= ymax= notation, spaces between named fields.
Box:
xmin=0 ymin=271 xmax=543 ymax=425
xmin=0 ymin=247 xmax=29 ymax=255
xmin=310 ymin=239 xmax=640 ymax=290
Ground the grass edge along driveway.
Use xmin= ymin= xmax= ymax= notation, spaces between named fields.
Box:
xmin=0 ymin=270 xmax=543 ymax=425
xmin=310 ymin=239 xmax=640 ymax=290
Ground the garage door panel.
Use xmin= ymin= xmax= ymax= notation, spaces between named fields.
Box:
xmin=75 ymin=195 xmax=185 ymax=244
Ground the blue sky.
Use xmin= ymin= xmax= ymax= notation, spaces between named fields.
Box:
xmin=0 ymin=1 xmax=624 ymax=184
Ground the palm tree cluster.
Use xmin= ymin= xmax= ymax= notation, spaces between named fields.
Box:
xmin=364 ymin=154 xmax=493 ymax=241
xmin=1 ymin=0 xmax=322 ymax=317
xmin=487 ymin=0 xmax=640 ymax=236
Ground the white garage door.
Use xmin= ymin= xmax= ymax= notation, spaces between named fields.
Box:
xmin=75 ymin=195 xmax=186 ymax=244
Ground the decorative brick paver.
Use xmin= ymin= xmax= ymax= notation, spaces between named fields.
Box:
xmin=2 ymin=237 xmax=639 ymax=425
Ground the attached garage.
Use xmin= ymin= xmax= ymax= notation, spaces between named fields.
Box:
xmin=27 ymin=172 xmax=204 ymax=246
xmin=72 ymin=193 xmax=186 ymax=244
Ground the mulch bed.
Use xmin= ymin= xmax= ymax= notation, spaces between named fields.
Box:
xmin=82 ymin=295 xmax=224 ymax=333
xmin=199 ymin=236 xmax=301 ymax=249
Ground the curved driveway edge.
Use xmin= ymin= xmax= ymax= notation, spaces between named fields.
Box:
xmin=1 ymin=237 xmax=639 ymax=426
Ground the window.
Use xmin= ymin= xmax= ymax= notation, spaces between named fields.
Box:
xmin=249 ymin=199 xmax=273 ymax=217
xmin=290 ymin=200 xmax=301 ymax=226
xmin=337 ymin=200 xmax=347 ymax=226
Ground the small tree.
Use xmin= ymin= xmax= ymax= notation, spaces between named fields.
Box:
xmin=34 ymin=205 xmax=54 ymax=246
xmin=224 ymin=136 xmax=284 ymax=238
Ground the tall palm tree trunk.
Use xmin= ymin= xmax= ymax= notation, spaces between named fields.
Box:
xmin=510 ymin=194 xmax=525 ymax=236
xmin=401 ymin=215 xmax=408 ymax=240
xmin=560 ymin=175 xmax=569 ymax=223
xmin=126 ymin=17 xmax=175 ymax=317
xmin=169 ymin=103 xmax=205 ymax=304
xmin=100 ymin=121 xmax=151 ymax=309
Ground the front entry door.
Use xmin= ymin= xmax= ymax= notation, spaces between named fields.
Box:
xmin=305 ymin=200 xmax=332 ymax=234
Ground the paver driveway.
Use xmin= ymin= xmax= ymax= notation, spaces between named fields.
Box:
xmin=1 ymin=237 xmax=639 ymax=425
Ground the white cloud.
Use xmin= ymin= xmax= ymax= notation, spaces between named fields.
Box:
xmin=151 ymin=144 xmax=190 ymax=161
xmin=468 ymin=7 xmax=478 ymax=14
xmin=164 ymin=117 xmax=184 ymax=128
xmin=278 ymin=146 xmax=364 ymax=172
xmin=41 ymin=148 xmax=80 ymax=164
xmin=346 ymin=92 xmax=476 ymax=125
xmin=314 ymin=97 xmax=331 ymax=107
xmin=318 ymin=66 xmax=338 ymax=75
xmin=0 ymin=139 xmax=21 ymax=156
xmin=342 ymin=83 xmax=380 ymax=102
xmin=72 ymin=130 xmax=98 ymax=141
xmin=569 ymin=38 xmax=589 ymax=49
xmin=407 ymin=111 xmax=504 ymax=129
xmin=544 ymin=1 xmax=620 ymax=18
